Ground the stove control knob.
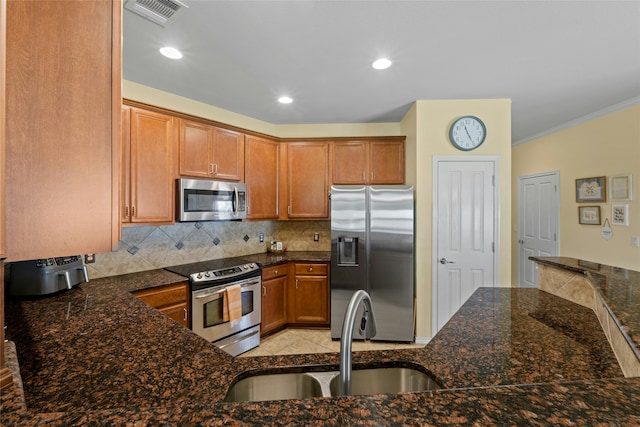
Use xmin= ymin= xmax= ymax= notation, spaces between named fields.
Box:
xmin=195 ymin=273 xmax=202 ymax=280
xmin=204 ymin=271 xmax=211 ymax=277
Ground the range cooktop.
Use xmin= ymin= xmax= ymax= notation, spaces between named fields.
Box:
xmin=165 ymin=257 xmax=260 ymax=290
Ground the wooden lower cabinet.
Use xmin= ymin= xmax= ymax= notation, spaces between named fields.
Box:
xmin=133 ymin=282 xmax=190 ymax=328
xmin=260 ymin=262 xmax=330 ymax=335
xmin=260 ymin=264 xmax=288 ymax=336
xmin=289 ymin=262 xmax=330 ymax=325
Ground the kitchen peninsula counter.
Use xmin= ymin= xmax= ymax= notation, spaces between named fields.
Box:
xmin=2 ymin=257 xmax=640 ymax=425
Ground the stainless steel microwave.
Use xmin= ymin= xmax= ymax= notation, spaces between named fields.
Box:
xmin=177 ymin=178 xmax=247 ymax=221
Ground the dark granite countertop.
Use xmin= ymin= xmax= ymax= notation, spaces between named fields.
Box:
xmin=531 ymin=256 xmax=640 ymax=356
xmin=2 ymin=255 xmax=640 ymax=425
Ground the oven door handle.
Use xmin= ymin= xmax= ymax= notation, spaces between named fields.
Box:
xmin=194 ymin=280 xmax=260 ymax=300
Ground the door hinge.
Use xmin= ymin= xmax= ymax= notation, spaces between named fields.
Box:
xmin=554 ymin=233 xmax=557 ymax=242
xmin=492 ymin=176 xmax=495 ymax=187
xmin=492 ymin=242 xmax=495 ymax=253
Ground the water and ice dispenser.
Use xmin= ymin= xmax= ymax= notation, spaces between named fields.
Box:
xmin=337 ymin=237 xmax=359 ymax=266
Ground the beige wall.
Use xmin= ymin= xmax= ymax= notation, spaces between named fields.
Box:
xmin=511 ymin=105 xmax=640 ymax=277
xmin=402 ymin=99 xmax=512 ymax=339
xmin=124 ymin=80 xmax=403 ymax=138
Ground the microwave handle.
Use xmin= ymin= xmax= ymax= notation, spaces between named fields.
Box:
xmin=233 ymin=186 xmax=239 ymax=215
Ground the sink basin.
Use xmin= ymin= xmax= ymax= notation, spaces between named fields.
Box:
xmin=224 ymin=366 xmax=441 ymax=402
xmin=329 ymin=367 xmax=440 ymax=396
xmin=224 ymin=372 xmax=323 ymax=402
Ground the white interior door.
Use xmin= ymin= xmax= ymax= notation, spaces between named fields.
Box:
xmin=517 ymin=171 xmax=560 ymax=287
xmin=433 ymin=158 xmax=497 ymax=335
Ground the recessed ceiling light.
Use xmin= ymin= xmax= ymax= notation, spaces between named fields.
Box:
xmin=159 ymin=46 xmax=183 ymax=59
xmin=278 ymin=96 xmax=293 ymax=104
xmin=372 ymin=58 xmax=392 ymax=70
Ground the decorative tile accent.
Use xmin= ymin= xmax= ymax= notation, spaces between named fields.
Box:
xmin=90 ymin=220 xmax=329 ymax=279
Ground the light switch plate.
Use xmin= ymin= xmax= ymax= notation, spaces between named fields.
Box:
xmin=632 ymin=236 xmax=640 ymax=248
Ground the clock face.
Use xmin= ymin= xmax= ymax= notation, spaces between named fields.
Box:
xmin=449 ymin=116 xmax=486 ymax=151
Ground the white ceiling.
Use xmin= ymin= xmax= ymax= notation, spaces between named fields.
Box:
xmin=123 ymin=1 xmax=640 ymax=143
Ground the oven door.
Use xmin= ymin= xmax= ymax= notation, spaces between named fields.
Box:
xmin=191 ymin=277 xmax=261 ymax=343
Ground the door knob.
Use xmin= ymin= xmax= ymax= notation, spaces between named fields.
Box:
xmin=439 ymin=258 xmax=455 ymax=264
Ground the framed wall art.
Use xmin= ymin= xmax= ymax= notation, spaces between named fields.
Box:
xmin=578 ymin=206 xmax=601 ymax=225
xmin=611 ymin=204 xmax=629 ymax=226
xmin=575 ymin=176 xmax=606 ymax=203
xmin=609 ymin=174 xmax=633 ymax=201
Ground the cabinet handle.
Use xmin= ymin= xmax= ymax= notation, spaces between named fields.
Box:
xmin=295 ymin=279 xmax=299 ymax=289
xmin=371 ymin=171 xmax=374 ymax=181
xmin=363 ymin=171 xmax=366 ymax=181
xmin=263 ymin=286 xmax=266 ymax=296
xmin=183 ymin=308 xmax=188 ymax=321
xmin=124 ymin=205 xmax=130 ymax=218
xmin=209 ymin=163 xmax=214 ymax=175
xmin=308 ymin=267 xmax=313 ymax=272
xmin=131 ymin=206 xmax=136 ymax=218
xmin=288 ymin=206 xmax=291 ymax=215
xmin=274 ymin=270 xmax=278 ymax=275
xmin=213 ymin=164 xmax=218 ymax=174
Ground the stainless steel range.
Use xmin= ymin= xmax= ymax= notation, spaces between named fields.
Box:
xmin=165 ymin=258 xmax=261 ymax=356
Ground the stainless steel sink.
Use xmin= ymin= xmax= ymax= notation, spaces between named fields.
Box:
xmin=224 ymin=367 xmax=440 ymax=402
xmin=329 ymin=367 xmax=440 ymax=396
xmin=223 ymin=372 xmax=323 ymax=402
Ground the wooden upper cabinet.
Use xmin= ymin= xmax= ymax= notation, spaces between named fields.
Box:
xmin=179 ymin=119 xmax=244 ymax=182
xmin=332 ymin=141 xmax=368 ymax=184
xmin=4 ymin=0 xmax=121 ymax=261
xmin=245 ymin=135 xmax=279 ymax=219
xmin=283 ymin=142 xmax=330 ymax=219
xmin=332 ymin=139 xmax=405 ymax=185
xmin=124 ymin=106 xmax=177 ymax=224
xmin=369 ymin=140 xmax=405 ymax=184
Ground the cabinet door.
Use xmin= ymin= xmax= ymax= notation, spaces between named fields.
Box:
xmin=285 ymin=142 xmax=330 ymax=219
xmin=291 ymin=275 xmax=329 ymax=324
xmin=332 ymin=142 xmax=367 ymax=184
xmin=179 ymin=119 xmax=214 ymax=178
xmin=212 ymin=127 xmax=244 ymax=182
xmin=161 ymin=304 xmax=190 ymax=328
xmin=5 ymin=0 xmax=120 ymax=261
xmin=369 ymin=140 xmax=405 ymax=184
xmin=121 ymin=106 xmax=131 ymax=222
xmin=133 ymin=282 xmax=190 ymax=327
xmin=261 ymin=276 xmax=288 ymax=336
xmin=245 ymin=135 xmax=279 ymax=219
xmin=129 ymin=107 xmax=177 ymax=223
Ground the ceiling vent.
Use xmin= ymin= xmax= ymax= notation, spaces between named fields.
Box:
xmin=124 ymin=0 xmax=188 ymax=27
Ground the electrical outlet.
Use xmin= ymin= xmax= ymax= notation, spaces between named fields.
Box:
xmin=632 ymin=236 xmax=640 ymax=248
xmin=313 ymin=232 xmax=320 ymax=242
xmin=259 ymin=233 xmax=264 ymax=243
xmin=84 ymin=254 xmax=96 ymax=264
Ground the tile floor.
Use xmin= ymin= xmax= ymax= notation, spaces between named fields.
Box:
xmin=239 ymin=328 xmax=423 ymax=357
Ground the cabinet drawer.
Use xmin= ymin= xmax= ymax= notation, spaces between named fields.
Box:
xmin=262 ymin=264 xmax=288 ymax=280
xmin=294 ymin=263 xmax=328 ymax=276
xmin=134 ymin=282 xmax=189 ymax=309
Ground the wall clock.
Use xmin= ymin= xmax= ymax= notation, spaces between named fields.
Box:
xmin=449 ymin=116 xmax=486 ymax=151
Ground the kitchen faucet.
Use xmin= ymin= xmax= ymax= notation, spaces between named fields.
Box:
xmin=338 ymin=289 xmax=377 ymax=396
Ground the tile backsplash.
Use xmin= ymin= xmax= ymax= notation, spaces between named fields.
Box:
xmin=88 ymin=220 xmax=331 ymax=279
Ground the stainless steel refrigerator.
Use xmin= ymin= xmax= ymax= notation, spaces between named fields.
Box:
xmin=330 ymin=185 xmax=415 ymax=342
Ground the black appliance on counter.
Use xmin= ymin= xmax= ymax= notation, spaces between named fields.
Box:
xmin=165 ymin=257 xmax=262 ymax=356
xmin=8 ymin=255 xmax=89 ymax=297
